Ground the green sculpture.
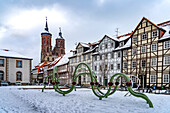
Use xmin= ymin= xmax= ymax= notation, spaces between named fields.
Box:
xmin=42 ymin=63 xmax=153 ymax=108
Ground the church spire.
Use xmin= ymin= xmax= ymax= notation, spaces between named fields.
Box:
xmin=58 ymin=27 xmax=63 ymax=38
xmin=45 ymin=17 xmax=49 ymax=32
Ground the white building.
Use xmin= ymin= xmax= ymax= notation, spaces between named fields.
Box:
xmin=0 ymin=49 xmax=32 ymax=85
xmin=92 ymin=35 xmax=122 ymax=86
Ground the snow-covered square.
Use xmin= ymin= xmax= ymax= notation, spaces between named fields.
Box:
xmin=0 ymin=86 xmax=170 ymax=113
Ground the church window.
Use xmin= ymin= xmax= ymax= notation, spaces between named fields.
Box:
xmin=58 ymin=41 xmax=60 ymax=47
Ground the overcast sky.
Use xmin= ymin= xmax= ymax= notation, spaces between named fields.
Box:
xmin=0 ymin=0 xmax=170 ymax=68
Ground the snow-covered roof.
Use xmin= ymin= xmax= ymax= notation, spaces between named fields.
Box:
xmin=0 ymin=49 xmax=32 ymax=59
xmin=117 ymin=33 xmax=132 ymax=41
xmin=56 ymin=52 xmax=73 ymax=66
xmin=158 ymin=25 xmax=170 ymax=41
xmin=80 ymin=42 xmax=90 ymax=48
xmin=114 ymin=38 xmax=131 ymax=51
xmin=83 ymin=45 xmax=98 ymax=54
xmin=49 ymin=56 xmax=62 ymax=66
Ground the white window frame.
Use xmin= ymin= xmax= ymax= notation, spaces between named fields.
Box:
xmin=123 ymin=62 xmax=127 ymax=69
xmin=164 ymin=56 xmax=170 ymax=65
xmin=152 ymin=30 xmax=158 ymax=38
xmin=151 ymin=58 xmax=157 ymax=66
xmin=150 ymin=75 xmax=156 ymax=83
xmin=132 ymin=61 xmax=136 ymax=68
xmin=141 ymin=46 xmax=146 ymax=53
xmin=141 ymin=60 xmax=146 ymax=68
xmin=163 ymin=74 xmax=169 ymax=83
xmin=142 ymin=33 xmax=147 ymax=40
xmin=117 ymin=64 xmax=120 ymax=70
xmin=117 ymin=52 xmax=121 ymax=58
xmin=111 ymin=64 xmax=114 ymax=70
xmin=151 ymin=43 xmax=157 ymax=52
xmin=164 ymin=41 xmax=170 ymax=49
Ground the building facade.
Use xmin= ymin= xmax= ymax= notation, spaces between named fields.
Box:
xmin=92 ymin=35 xmax=122 ymax=86
xmin=69 ymin=42 xmax=98 ymax=86
xmin=0 ymin=49 xmax=32 ymax=85
xmin=122 ymin=17 xmax=170 ymax=88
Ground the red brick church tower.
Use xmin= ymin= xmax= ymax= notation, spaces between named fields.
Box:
xmin=53 ymin=28 xmax=65 ymax=57
xmin=41 ymin=17 xmax=65 ymax=63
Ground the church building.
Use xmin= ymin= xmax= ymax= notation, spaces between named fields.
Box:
xmin=41 ymin=17 xmax=65 ymax=63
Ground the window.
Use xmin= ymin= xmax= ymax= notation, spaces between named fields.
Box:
xmin=151 ymin=58 xmax=157 ymax=66
xmin=132 ymin=61 xmax=136 ymax=68
xmin=150 ymin=75 xmax=156 ymax=83
xmin=132 ymin=49 xmax=137 ymax=55
xmin=164 ymin=41 xmax=170 ymax=49
xmin=105 ymin=44 xmax=108 ymax=49
xmin=95 ymin=66 xmax=97 ymax=71
xmin=0 ymin=71 xmax=4 ymax=80
xmin=111 ymin=64 xmax=114 ymax=70
xmin=16 ymin=60 xmax=22 ymax=68
xmin=61 ymin=41 xmax=63 ymax=47
xmin=83 ymin=76 xmax=86 ymax=82
xmin=141 ymin=60 xmax=146 ymax=68
xmin=117 ymin=64 xmax=120 ymax=70
xmin=52 ymin=58 xmax=54 ymax=61
xmin=58 ymin=41 xmax=60 ymax=47
xmin=141 ymin=46 xmax=146 ymax=53
xmin=0 ymin=59 xmax=4 ymax=67
xmin=111 ymin=53 xmax=114 ymax=58
xmin=88 ymin=54 xmax=90 ymax=60
xmin=111 ymin=42 xmax=114 ymax=47
xmin=100 ymin=45 xmax=102 ymax=50
xmin=47 ymin=57 xmax=49 ymax=61
xmin=142 ymin=33 xmax=147 ymax=40
xmin=117 ymin=52 xmax=120 ymax=57
xmin=164 ymin=56 xmax=170 ymax=65
xmin=105 ymin=54 xmax=108 ymax=59
xmin=132 ymin=37 xmax=137 ymax=43
xmin=119 ymin=42 xmax=124 ymax=47
xmin=16 ymin=72 xmax=22 ymax=81
xmin=78 ymin=48 xmax=82 ymax=53
xmin=163 ymin=74 xmax=169 ymax=83
xmin=83 ymin=55 xmax=86 ymax=61
xmin=100 ymin=55 xmax=102 ymax=60
xmin=47 ymin=39 xmax=49 ymax=45
xmin=151 ymin=44 xmax=157 ymax=51
xmin=131 ymin=76 xmax=136 ymax=83
xmin=123 ymin=62 xmax=127 ymax=69
xmin=123 ymin=50 xmax=127 ymax=56
xmin=44 ymin=38 xmax=46 ymax=44
xmin=95 ymin=56 xmax=97 ymax=61
xmin=152 ymin=31 xmax=158 ymax=38
xmin=79 ymin=56 xmax=81 ymax=62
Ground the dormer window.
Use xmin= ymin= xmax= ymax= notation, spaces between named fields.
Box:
xmin=119 ymin=42 xmax=124 ymax=47
xmin=142 ymin=33 xmax=147 ymax=40
xmin=152 ymin=31 xmax=158 ymax=38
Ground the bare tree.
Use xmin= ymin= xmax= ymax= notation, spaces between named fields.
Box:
xmin=99 ymin=53 xmax=110 ymax=87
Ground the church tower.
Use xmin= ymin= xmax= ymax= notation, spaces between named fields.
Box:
xmin=53 ymin=28 xmax=65 ymax=57
xmin=41 ymin=17 xmax=52 ymax=63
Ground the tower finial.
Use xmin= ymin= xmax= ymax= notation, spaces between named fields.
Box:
xmin=59 ymin=27 xmax=63 ymax=38
xmin=45 ymin=16 xmax=49 ymax=32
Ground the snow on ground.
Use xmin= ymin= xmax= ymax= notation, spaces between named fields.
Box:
xmin=0 ymin=86 xmax=170 ymax=113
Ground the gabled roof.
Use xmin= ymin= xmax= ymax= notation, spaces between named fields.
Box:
xmin=129 ymin=17 xmax=163 ymax=38
xmin=76 ymin=42 xmax=90 ymax=49
xmin=158 ymin=20 xmax=170 ymax=41
xmin=99 ymin=35 xmax=119 ymax=45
